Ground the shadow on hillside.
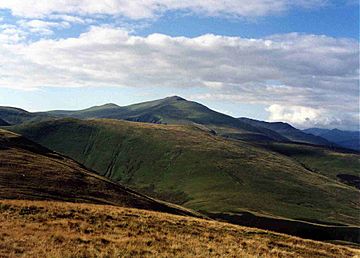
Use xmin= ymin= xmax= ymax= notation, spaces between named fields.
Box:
xmin=204 ymin=211 xmax=360 ymax=244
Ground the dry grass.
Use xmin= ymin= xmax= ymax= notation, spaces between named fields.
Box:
xmin=0 ymin=200 xmax=358 ymax=258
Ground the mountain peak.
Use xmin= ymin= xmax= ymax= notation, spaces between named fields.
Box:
xmin=100 ymin=103 xmax=119 ymax=108
xmin=166 ymin=96 xmax=186 ymax=101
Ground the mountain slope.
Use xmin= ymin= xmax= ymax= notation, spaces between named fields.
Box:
xmin=304 ymin=128 xmax=360 ymax=151
xmin=10 ymin=118 xmax=360 ymax=228
xmin=46 ymin=96 xmax=288 ymax=142
xmin=0 ymin=129 xmax=197 ymax=217
xmin=239 ymin=117 xmax=333 ymax=146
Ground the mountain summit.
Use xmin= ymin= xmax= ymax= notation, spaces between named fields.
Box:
xmin=42 ymin=96 xmax=287 ymax=142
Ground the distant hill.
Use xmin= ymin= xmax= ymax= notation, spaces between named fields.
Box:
xmin=0 ymin=129 xmax=197 ymax=217
xmin=0 ymin=106 xmax=53 ymax=125
xmin=304 ymin=128 xmax=360 ymax=151
xmin=45 ymin=96 xmax=288 ymax=143
xmin=10 ymin=118 xmax=360 ymax=229
xmin=238 ymin=117 xmax=333 ymax=146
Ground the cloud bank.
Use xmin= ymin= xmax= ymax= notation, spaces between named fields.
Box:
xmin=0 ymin=25 xmax=358 ymax=129
xmin=0 ymin=0 xmax=328 ymax=19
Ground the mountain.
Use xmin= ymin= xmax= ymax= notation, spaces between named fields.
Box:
xmin=45 ymin=96 xmax=288 ymax=143
xmin=0 ymin=129 xmax=197 ymax=217
xmin=304 ymin=128 xmax=360 ymax=151
xmin=10 ymin=118 xmax=360 ymax=230
xmin=0 ymin=106 xmax=53 ymax=125
xmin=238 ymin=117 xmax=333 ymax=146
xmin=0 ymin=118 xmax=9 ymax=126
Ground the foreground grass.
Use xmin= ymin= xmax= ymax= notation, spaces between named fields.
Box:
xmin=0 ymin=200 xmax=358 ymax=258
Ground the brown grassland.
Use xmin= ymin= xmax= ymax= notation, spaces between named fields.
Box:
xmin=0 ymin=200 xmax=359 ymax=258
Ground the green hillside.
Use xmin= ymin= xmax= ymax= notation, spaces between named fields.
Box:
xmin=10 ymin=118 xmax=360 ymax=227
xmin=0 ymin=129 xmax=197 ymax=217
xmin=264 ymin=142 xmax=360 ymax=189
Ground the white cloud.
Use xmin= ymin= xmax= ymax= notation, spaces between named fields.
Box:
xmin=0 ymin=0 xmax=329 ymax=19
xmin=266 ymin=104 xmax=323 ymax=125
xmin=265 ymin=104 xmax=358 ymax=130
xmin=0 ymin=24 xmax=27 ymax=43
xmin=0 ymin=26 xmax=358 ymax=129
xmin=17 ymin=19 xmax=71 ymax=35
xmin=48 ymin=15 xmax=91 ymax=24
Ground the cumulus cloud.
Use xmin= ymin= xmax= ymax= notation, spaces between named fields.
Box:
xmin=0 ymin=0 xmax=329 ymax=19
xmin=0 ymin=26 xmax=358 ymax=129
xmin=265 ymin=104 xmax=359 ymax=130
xmin=267 ymin=104 xmax=323 ymax=125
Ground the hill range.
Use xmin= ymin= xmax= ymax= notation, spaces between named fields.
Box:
xmin=1 ymin=96 xmax=359 ymax=255
xmin=304 ymin=128 xmax=360 ymax=151
xmin=1 ymin=96 xmax=356 ymax=149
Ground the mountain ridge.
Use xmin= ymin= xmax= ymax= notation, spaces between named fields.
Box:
xmin=304 ymin=128 xmax=360 ymax=151
xmin=238 ymin=117 xmax=335 ymax=147
xmin=1 ymin=96 xmax=289 ymax=143
xmin=0 ymin=96 xmax=350 ymax=149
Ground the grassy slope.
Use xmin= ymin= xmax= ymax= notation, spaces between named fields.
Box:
xmin=1 ymin=200 xmax=358 ymax=258
xmin=0 ymin=129 xmax=197 ymax=217
xmin=265 ymin=142 xmax=360 ymax=181
xmin=11 ymin=118 xmax=360 ymax=226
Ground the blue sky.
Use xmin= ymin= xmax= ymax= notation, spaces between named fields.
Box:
xmin=0 ymin=1 xmax=358 ymax=129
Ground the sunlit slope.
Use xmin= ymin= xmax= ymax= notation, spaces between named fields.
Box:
xmin=0 ymin=129 xmax=197 ymax=216
xmin=11 ymin=118 xmax=360 ymax=226
xmin=1 ymin=200 xmax=358 ymax=258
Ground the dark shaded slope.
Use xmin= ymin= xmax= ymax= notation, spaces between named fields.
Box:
xmin=239 ymin=117 xmax=333 ymax=146
xmin=0 ymin=118 xmax=9 ymax=126
xmin=0 ymin=129 xmax=198 ymax=217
